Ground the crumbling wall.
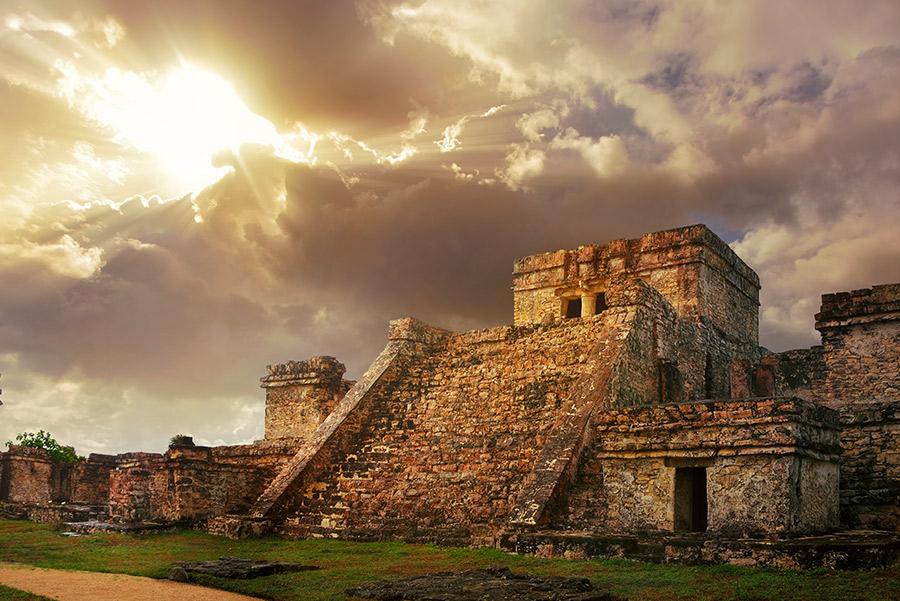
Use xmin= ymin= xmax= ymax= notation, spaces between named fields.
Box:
xmin=0 ymin=448 xmax=115 ymax=509
xmin=106 ymin=441 xmax=298 ymax=524
xmin=769 ymin=347 xmax=827 ymax=400
xmin=0 ymin=446 xmax=55 ymax=504
xmin=767 ymin=284 xmax=899 ymax=532
xmin=261 ymin=356 xmax=351 ymax=440
xmin=558 ymin=398 xmax=841 ymax=536
xmin=838 ymin=402 xmax=899 ymax=530
xmin=815 ymin=285 xmax=900 ymax=405
xmin=107 ymin=453 xmax=167 ymax=522
xmin=160 ymin=442 xmax=297 ymax=522
xmin=70 ymin=454 xmax=116 ymax=505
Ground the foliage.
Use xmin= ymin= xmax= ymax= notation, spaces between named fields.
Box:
xmin=168 ymin=434 xmax=195 ymax=447
xmin=0 ymin=521 xmax=897 ymax=601
xmin=5 ymin=431 xmax=80 ymax=463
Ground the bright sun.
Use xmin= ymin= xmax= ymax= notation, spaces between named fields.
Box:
xmin=60 ymin=63 xmax=315 ymax=193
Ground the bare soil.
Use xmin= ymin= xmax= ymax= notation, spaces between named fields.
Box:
xmin=0 ymin=564 xmax=260 ymax=601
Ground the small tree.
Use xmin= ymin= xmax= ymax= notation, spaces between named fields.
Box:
xmin=6 ymin=430 xmax=80 ymax=463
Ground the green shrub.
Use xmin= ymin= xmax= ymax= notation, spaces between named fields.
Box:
xmin=6 ymin=430 xmax=81 ymax=463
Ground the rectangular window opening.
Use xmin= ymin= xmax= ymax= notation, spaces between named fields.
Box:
xmin=594 ymin=292 xmax=607 ymax=314
xmin=565 ymin=298 xmax=582 ymax=319
xmin=674 ymin=466 xmax=708 ymax=532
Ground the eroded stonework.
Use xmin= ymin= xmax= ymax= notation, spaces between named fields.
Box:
xmin=1 ymin=224 xmax=897 ymax=568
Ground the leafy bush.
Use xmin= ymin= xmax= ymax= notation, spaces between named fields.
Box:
xmin=6 ymin=430 xmax=81 ymax=463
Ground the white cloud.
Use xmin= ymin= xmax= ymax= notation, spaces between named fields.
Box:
xmin=497 ymin=143 xmax=545 ymax=190
xmin=549 ymin=128 xmax=628 ymax=176
xmin=435 ymin=104 xmax=507 ymax=152
xmin=0 ymin=234 xmax=103 ymax=279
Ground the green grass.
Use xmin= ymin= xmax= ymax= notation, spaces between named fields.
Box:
xmin=0 ymin=520 xmax=897 ymax=601
xmin=0 ymin=585 xmax=52 ymax=601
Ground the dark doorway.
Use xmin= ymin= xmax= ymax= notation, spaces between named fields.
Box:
xmin=674 ymin=467 xmax=708 ymax=532
xmin=595 ymin=292 xmax=608 ymax=314
xmin=565 ymin=298 xmax=582 ymax=319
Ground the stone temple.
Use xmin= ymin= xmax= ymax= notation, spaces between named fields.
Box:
xmin=1 ymin=225 xmax=898 ymax=568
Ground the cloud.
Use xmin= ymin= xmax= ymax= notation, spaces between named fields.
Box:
xmin=1 ymin=0 xmax=900 ymax=456
xmin=549 ymin=128 xmax=628 ymax=177
xmin=0 ymin=235 xmax=103 ymax=279
xmin=435 ymin=104 xmax=506 ymax=152
xmin=496 ymin=144 xmax=545 ymax=190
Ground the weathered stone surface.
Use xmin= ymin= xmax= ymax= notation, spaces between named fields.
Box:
xmin=170 ymin=557 xmax=317 ymax=580
xmin=564 ymin=398 xmax=841 ymax=536
xmin=249 ymin=319 xmax=451 ymax=521
xmin=207 ymin=515 xmax=271 ymax=539
xmin=261 ymin=356 xmax=352 ymax=440
xmin=2 ymin=224 xmax=897 ymax=567
xmin=346 ymin=567 xmax=622 ymax=601
xmin=769 ymin=283 xmax=900 ymax=531
xmin=502 ymin=530 xmax=900 ymax=570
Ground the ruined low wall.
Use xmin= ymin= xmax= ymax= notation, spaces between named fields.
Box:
xmin=0 ymin=447 xmax=57 ymax=504
xmin=839 ymin=402 xmax=899 ymax=531
xmin=107 ymin=442 xmax=298 ymax=524
xmin=108 ymin=453 xmax=166 ymax=522
xmin=0 ymin=447 xmax=116 ymax=513
xmin=558 ymin=398 xmax=841 ymax=537
xmin=71 ymin=454 xmax=117 ymax=505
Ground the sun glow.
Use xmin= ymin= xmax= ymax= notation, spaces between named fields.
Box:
xmin=58 ymin=63 xmax=317 ymax=193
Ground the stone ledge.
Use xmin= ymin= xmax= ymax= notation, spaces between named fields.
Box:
xmin=816 ymin=283 xmax=900 ymax=329
xmin=388 ymin=317 xmax=452 ymax=345
xmin=500 ymin=529 xmax=900 ymax=569
xmin=261 ymin=356 xmax=346 ymax=388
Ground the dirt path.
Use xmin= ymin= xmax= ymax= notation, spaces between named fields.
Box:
xmin=0 ymin=564 xmax=262 ymax=601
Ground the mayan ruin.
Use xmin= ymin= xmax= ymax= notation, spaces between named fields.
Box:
xmin=0 ymin=224 xmax=896 ymax=569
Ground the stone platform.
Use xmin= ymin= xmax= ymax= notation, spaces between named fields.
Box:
xmin=347 ymin=567 xmax=622 ymax=601
xmin=61 ymin=520 xmax=177 ymax=535
xmin=500 ymin=529 xmax=900 ymax=569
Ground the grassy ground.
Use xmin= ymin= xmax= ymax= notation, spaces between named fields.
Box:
xmin=0 ymin=520 xmax=897 ymax=601
xmin=0 ymin=585 xmax=51 ymax=601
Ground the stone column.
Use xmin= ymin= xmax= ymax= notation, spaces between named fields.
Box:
xmin=260 ymin=356 xmax=348 ymax=440
xmin=580 ymin=292 xmax=596 ymax=318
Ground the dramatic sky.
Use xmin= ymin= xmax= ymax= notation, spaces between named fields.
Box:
xmin=2 ymin=1 xmax=899 ymax=455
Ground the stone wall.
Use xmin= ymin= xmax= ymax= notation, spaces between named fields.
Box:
xmin=261 ymin=356 xmax=351 ymax=440
xmin=557 ymin=398 xmax=841 ymax=537
xmin=0 ymin=446 xmax=57 ymax=504
xmin=815 ymin=284 xmax=900 ymax=406
xmin=266 ymin=281 xmax=724 ymax=546
xmin=511 ymin=225 xmax=759 ymax=350
xmin=106 ymin=442 xmax=298 ymax=524
xmin=107 ymin=453 xmax=166 ymax=522
xmin=770 ymin=283 xmax=900 ymax=532
xmin=838 ymin=402 xmax=899 ymax=530
xmin=70 ymin=454 xmax=117 ymax=505
xmin=277 ymin=312 xmax=634 ymax=546
xmin=0 ymin=447 xmax=116 ymax=511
